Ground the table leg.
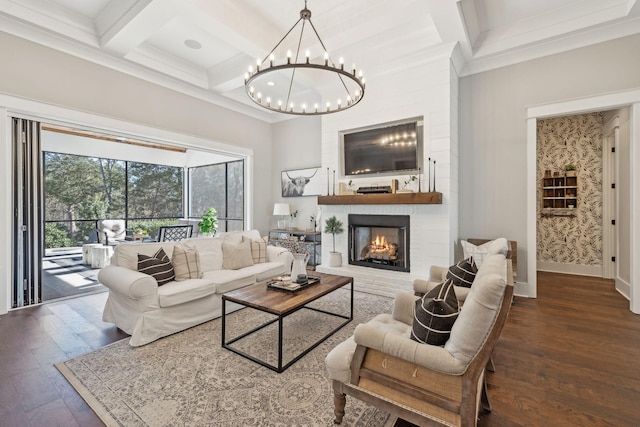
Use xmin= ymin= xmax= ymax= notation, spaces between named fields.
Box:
xmin=221 ymin=298 xmax=226 ymax=347
xmin=278 ymin=316 xmax=283 ymax=372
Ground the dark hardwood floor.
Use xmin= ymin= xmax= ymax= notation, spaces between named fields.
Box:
xmin=1 ymin=272 xmax=639 ymax=426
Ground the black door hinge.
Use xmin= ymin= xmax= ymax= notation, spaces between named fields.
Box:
xmin=612 ymin=147 xmax=616 ymax=153
xmin=611 ymin=183 xmax=616 ymax=189
xmin=612 ymin=219 xmax=616 ymax=225
xmin=611 ymin=256 xmax=616 ymax=262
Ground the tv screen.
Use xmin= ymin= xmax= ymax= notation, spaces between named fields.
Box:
xmin=343 ymin=122 xmax=419 ymax=176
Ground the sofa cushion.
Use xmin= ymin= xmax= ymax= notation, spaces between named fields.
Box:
xmin=172 ymin=244 xmax=203 ymax=281
xmin=247 ymin=236 xmax=268 ymax=263
xmin=222 ymin=239 xmax=254 ymax=270
xmin=411 ymin=279 xmax=459 ymax=346
xmin=204 ymin=269 xmax=256 ymax=294
xmin=137 ymin=248 xmax=175 ymax=286
xmin=241 ymin=261 xmax=287 ymax=282
xmin=181 ymin=237 xmax=223 ymax=272
xmin=446 ymin=257 xmax=477 ymax=288
xmin=157 ymin=278 xmax=215 ymax=308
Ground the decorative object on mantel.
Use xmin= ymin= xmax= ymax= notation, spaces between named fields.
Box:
xmin=397 ymin=175 xmax=417 ymax=193
xmin=325 ymin=216 xmax=344 ymax=267
xmin=244 ymin=0 xmax=365 ymax=116
xmin=198 ymin=207 xmax=218 ymax=237
xmin=273 ymin=203 xmax=291 ymax=229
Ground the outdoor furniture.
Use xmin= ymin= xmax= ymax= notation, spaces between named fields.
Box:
xmin=157 ymin=225 xmax=193 ymax=242
xmin=82 ymin=243 xmax=104 ymax=265
xmin=91 ymin=246 xmax=113 ymax=268
xmin=96 ymin=219 xmax=127 ymax=245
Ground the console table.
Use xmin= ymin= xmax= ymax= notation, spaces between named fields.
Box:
xmin=268 ymin=229 xmax=321 ymax=268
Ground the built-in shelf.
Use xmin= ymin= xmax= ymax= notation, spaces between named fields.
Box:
xmin=317 ymin=192 xmax=442 ymax=205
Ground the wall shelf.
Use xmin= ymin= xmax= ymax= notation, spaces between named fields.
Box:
xmin=317 ymin=192 xmax=442 ymax=205
xmin=542 ymin=175 xmax=577 ymax=216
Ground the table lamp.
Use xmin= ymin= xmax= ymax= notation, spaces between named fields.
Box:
xmin=273 ymin=203 xmax=290 ymax=229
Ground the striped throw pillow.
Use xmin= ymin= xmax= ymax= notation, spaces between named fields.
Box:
xmin=446 ymin=257 xmax=478 ymax=288
xmin=411 ymin=279 xmax=459 ymax=346
xmin=172 ymin=244 xmax=203 ymax=281
xmin=246 ymin=236 xmax=268 ymax=264
xmin=137 ymin=248 xmax=175 ymax=286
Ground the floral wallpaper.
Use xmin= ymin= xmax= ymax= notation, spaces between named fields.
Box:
xmin=536 ymin=113 xmax=603 ymax=266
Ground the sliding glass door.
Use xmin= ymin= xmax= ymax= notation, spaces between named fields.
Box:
xmin=12 ymin=118 xmax=43 ymax=308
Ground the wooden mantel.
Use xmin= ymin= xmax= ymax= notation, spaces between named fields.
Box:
xmin=317 ymin=192 xmax=442 ymax=205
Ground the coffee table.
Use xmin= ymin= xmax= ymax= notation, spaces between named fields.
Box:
xmin=221 ymin=273 xmax=353 ymax=373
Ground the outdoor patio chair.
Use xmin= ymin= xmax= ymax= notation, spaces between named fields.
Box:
xmin=96 ymin=219 xmax=127 ymax=246
xmin=157 ymin=225 xmax=193 ymax=242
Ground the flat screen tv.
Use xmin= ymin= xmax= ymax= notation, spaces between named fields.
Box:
xmin=342 ymin=121 xmax=421 ymax=176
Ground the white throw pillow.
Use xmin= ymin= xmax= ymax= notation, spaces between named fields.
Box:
xmin=460 ymin=238 xmax=508 ymax=269
xmin=222 ymin=239 xmax=255 ymax=270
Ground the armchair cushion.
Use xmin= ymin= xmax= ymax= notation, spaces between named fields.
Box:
xmin=411 ymin=279 xmax=459 ymax=345
xmin=446 ymin=257 xmax=477 ymax=288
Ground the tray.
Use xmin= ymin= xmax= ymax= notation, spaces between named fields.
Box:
xmin=267 ymin=275 xmax=321 ymax=293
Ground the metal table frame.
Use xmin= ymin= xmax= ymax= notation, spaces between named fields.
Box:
xmin=221 ymin=279 xmax=353 ymax=373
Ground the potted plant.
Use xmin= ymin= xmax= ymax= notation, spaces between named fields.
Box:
xmin=324 ymin=216 xmax=344 ymax=267
xmin=198 ymin=207 xmax=218 ymax=237
xmin=398 ymin=175 xmax=417 ymax=193
xmin=565 ymin=164 xmax=577 ymax=177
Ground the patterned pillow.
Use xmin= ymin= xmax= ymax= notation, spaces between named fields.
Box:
xmin=172 ymin=244 xmax=203 ymax=281
xmin=446 ymin=257 xmax=478 ymax=288
xmin=137 ymin=248 xmax=175 ymax=286
xmin=246 ymin=236 xmax=268 ymax=264
xmin=460 ymin=240 xmax=492 ymax=269
xmin=411 ymin=279 xmax=459 ymax=346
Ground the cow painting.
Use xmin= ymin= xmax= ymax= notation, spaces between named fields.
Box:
xmin=281 ymin=167 xmax=322 ymax=197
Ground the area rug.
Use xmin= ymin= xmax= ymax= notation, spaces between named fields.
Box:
xmin=56 ymin=288 xmax=396 ymax=426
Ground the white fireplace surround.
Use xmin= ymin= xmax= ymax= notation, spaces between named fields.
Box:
xmin=316 ymin=56 xmax=458 ymax=297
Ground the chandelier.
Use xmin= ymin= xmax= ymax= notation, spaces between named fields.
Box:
xmin=244 ymin=1 xmax=365 ymax=116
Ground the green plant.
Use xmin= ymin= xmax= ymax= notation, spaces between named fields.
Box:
xmin=44 ymin=223 xmax=74 ymax=249
xmin=564 ymin=164 xmax=576 ymax=171
xmin=198 ymin=207 xmax=218 ymax=235
xmin=324 ymin=216 xmax=344 ymax=253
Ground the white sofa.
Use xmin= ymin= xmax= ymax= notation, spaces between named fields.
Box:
xmin=98 ymin=230 xmax=293 ymax=346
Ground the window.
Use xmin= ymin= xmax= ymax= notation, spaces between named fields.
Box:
xmin=189 ymin=160 xmax=244 ymax=232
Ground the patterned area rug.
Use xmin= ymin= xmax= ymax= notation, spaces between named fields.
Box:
xmin=56 ymin=289 xmax=395 ymax=426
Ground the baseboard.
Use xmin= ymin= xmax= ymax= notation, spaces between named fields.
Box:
xmin=537 ymin=261 xmax=602 ymax=277
xmin=615 ymin=277 xmax=631 ymax=300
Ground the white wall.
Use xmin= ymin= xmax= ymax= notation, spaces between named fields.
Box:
xmin=0 ymin=32 xmax=273 ymax=313
xmin=459 ymin=34 xmax=640 ymax=290
xmin=271 ymin=116 xmax=322 ymax=230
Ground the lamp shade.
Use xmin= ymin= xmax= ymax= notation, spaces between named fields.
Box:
xmin=273 ymin=203 xmax=290 ymax=216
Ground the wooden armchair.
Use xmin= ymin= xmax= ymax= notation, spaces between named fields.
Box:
xmin=325 ymin=250 xmax=514 ymax=426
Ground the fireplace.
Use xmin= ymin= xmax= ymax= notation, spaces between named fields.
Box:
xmin=348 ymin=214 xmax=410 ymax=272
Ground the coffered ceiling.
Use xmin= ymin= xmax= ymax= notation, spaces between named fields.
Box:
xmin=1 ymin=0 xmax=638 ymax=121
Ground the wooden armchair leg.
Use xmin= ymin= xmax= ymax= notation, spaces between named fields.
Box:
xmin=480 ymin=376 xmax=492 ymax=413
xmin=487 ymin=356 xmax=496 ymax=372
xmin=333 ymin=383 xmax=346 ymax=424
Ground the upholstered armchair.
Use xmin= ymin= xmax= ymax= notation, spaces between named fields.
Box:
xmin=96 ymin=219 xmax=127 ymax=245
xmin=325 ymin=251 xmax=514 ymax=427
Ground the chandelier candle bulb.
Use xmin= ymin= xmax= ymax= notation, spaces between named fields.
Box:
xmin=267 ymin=97 xmax=271 ymax=107
xmin=339 ymin=57 xmax=344 ymax=69
xmin=324 ymin=51 xmax=329 ymax=65
xmin=314 ymin=103 xmax=319 ymax=113
xmin=287 ymin=50 xmax=292 ymax=63
xmin=305 ymin=49 xmax=310 ymax=63
xmin=269 ymin=53 xmax=274 ymax=67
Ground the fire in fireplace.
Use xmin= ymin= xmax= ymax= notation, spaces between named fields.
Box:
xmin=348 ymin=214 xmax=410 ymax=272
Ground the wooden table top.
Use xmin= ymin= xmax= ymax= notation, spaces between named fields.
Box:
xmin=222 ymin=272 xmax=353 ymax=316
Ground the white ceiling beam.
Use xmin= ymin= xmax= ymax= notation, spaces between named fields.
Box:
xmin=99 ymin=0 xmax=180 ymax=56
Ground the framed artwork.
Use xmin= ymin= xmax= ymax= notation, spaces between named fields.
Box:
xmin=281 ymin=167 xmax=322 ymax=197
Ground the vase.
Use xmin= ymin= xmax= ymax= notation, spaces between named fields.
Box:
xmin=290 ymin=253 xmax=310 ymax=282
xmin=328 ymin=252 xmax=342 ymax=267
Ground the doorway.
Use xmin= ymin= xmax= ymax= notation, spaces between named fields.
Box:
xmin=535 ymin=112 xmax=614 ymax=278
